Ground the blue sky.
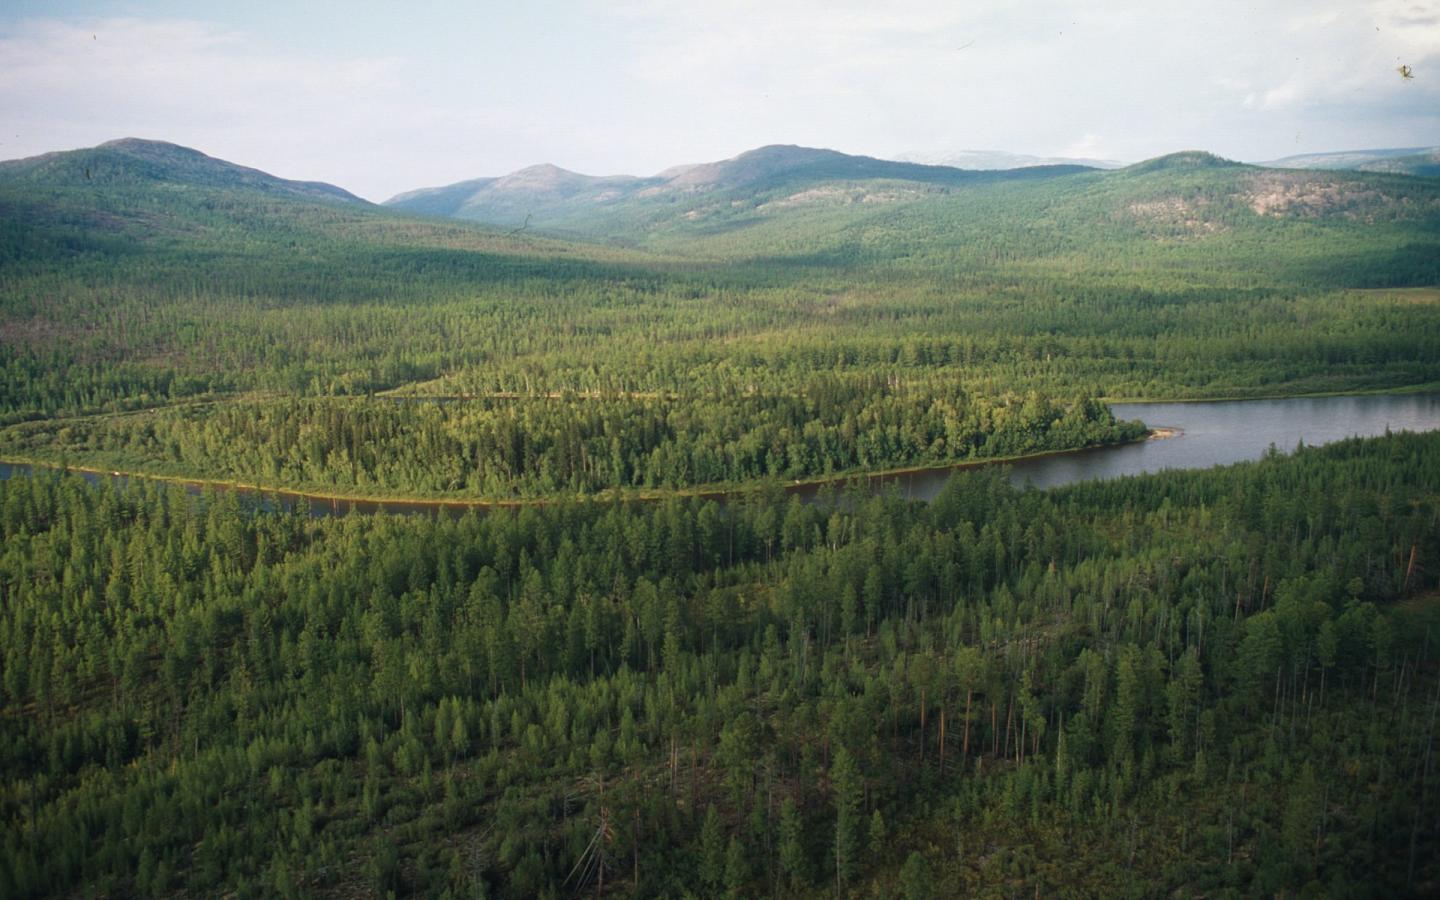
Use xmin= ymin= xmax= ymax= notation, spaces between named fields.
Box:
xmin=2 ymin=1 xmax=1437 ymax=200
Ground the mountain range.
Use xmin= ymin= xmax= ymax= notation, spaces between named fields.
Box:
xmin=1258 ymin=146 xmax=1440 ymax=177
xmin=3 ymin=138 xmax=1438 ymax=266
xmin=380 ymin=144 xmax=1096 ymax=234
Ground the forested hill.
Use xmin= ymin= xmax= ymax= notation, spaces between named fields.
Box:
xmin=0 ymin=137 xmax=666 ymax=271
xmin=0 ymin=138 xmax=365 ymax=203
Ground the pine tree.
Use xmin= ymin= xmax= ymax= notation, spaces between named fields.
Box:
xmin=778 ymin=797 xmax=807 ymax=888
xmin=868 ymin=809 xmax=887 ymax=858
xmin=699 ymin=803 xmax=725 ymax=890
xmin=724 ymin=835 xmax=748 ymax=897
xmin=831 ymin=746 xmax=862 ymax=890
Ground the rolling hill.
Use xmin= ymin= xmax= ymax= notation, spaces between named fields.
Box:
xmin=0 ymin=137 xmax=668 ymax=270
xmin=0 ymin=137 xmax=366 ymax=202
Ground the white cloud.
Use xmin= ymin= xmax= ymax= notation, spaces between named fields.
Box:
xmin=603 ymin=0 xmax=1440 ymax=162
xmin=0 ymin=4 xmax=1435 ymax=196
xmin=1060 ymin=133 xmax=1110 ymax=159
xmin=1258 ymin=79 xmax=1304 ymax=110
xmin=0 ymin=17 xmax=564 ymax=199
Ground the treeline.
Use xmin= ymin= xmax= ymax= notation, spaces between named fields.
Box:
xmin=0 ymin=385 xmax=1142 ymax=496
xmin=1 ymin=431 xmax=1437 ymax=897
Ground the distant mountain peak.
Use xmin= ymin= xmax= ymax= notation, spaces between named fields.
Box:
xmin=510 ymin=162 xmax=578 ymax=177
xmin=492 ymin=163 xmax=584 ymax=189
xmin=735 ymin=144 xmax=841 ymax=162
xmin=1124 ymin=151 xmax=1243 ymax=174
xmin=98 ymin=137 xmax=199 ymax=154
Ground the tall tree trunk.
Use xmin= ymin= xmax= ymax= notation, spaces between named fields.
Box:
xmin=1004 ymin=697 xmax=1014 ymax=762
xmin=939 ymin=707 xmax=946 ymax=774
xmin=962 ymin=690 xmax=973 ymax=763
xmin=918 ymin=686 xmax=926 ymax=764
xmin=992 ymin=699 xmax=999 ymax=756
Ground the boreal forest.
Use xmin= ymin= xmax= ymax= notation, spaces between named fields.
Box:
xmin=1 ymin=137 xmax=1438 ymax=897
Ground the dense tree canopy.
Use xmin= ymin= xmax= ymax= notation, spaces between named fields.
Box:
xmin=1 ymin=432 xmax=1437 ymax=896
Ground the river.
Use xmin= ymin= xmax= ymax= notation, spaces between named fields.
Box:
xmin=3 ymin=392 xmax=1438 ymax=515
xmin=868 ymin=391 xmax=1440 ymax=501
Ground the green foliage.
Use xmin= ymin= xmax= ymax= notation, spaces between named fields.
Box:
xmin=898 ymin=851 xmax=934 ymax=900
xmin=830 ymin=746 xmax=863 ymax=889
xmin=867 ymin=809 xmax=887 ymax=857
xmin=699 ymin=804 xmax=724 ymax=891
xmin=778 ymin=796 xmax=808 ymax=889
xmin=0 ymin=386 xmax=1142 ymax=498
xmin=1 ymin=140 xmax=1438 ymax=899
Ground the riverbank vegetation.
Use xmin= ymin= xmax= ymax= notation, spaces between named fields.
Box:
xmin=0 ymin=386 xmax=1142 ymax=498
xmin=1 ymin=431 xmax=1437 ymax=897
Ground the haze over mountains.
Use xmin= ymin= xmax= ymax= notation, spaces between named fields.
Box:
xmin=895 ymin=149 xmax=1125 ymax=170
xmin=1258 ymin=147 xmax=1440 ymax=178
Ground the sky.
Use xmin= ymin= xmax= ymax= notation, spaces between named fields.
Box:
xmin=1 ymin=0 xmax=1437 ymax=201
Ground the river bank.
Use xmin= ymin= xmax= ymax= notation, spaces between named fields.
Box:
xmin=0 ymin=430 xmax=1160 ymax=514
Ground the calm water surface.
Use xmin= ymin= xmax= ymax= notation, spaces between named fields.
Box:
xmin=3 ymin=393 xmax=1438 ymax=515
xmin=951 ymin=392 xmax=1439 ymax=498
